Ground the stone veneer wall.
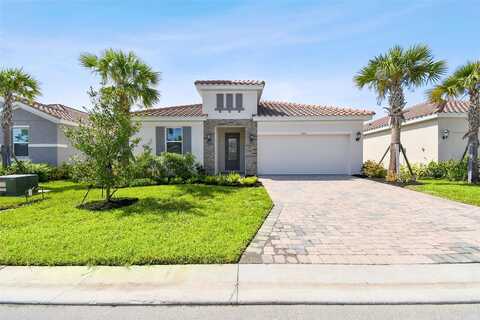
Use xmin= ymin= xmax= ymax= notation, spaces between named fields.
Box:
xmin=204 ymin=119 xmax=257 ymax=175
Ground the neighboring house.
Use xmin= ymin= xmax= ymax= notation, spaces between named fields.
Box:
xmin=0 ymin=98 xmax=87 ymax=166
xmin=133 ymin=80 xmax=374 ymax=175
xmin=363 ymin=100 xmax=471 ymax=165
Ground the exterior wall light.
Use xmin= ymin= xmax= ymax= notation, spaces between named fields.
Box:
xmin=249 ymin=134 xmax=255 ymax=142
xmin=355 ymin=131 xmax=362 ymax=141
xmin=442 ymin=129 xmax=450 ymax=140
xmin=207 ymin=134 xmax=212 ymax=143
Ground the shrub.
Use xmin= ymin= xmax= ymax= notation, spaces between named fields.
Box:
xmin=240 ymin=176 xmax=259 ymax=186
xmin=5 ymin=161 xmax=53 ymax=182
xmin=160 ymin=152 xmax=198 ymax=179
xmin=444 ymin=159 xmax=467 ymax=181
xmin=127 ymin=178 xmax=157 ymax=187
xmin=398 ymin=165 xmax=415 ymax=183
xmin=411 ymin=163 xmax=429 ymax=179
xmin=361 ymin=160 xmax=387 ymax=178
xmin=50 ymin=162 xmax=73 ymax=180
xmin=426 ymin=161 xmax=447 ymax=179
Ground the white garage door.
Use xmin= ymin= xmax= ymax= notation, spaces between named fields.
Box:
xmin=258 ymin=134 xmax=351 ymax=175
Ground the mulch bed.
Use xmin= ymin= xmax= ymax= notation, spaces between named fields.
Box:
xmin=78 ymin=197 xmax=139 ymax=211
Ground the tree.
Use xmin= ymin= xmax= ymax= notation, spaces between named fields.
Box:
xmin=0 ymin=68 xmax=40 ymax=167
xmin=65 ymin=89 xmax=139 ymax=202
xmin=354 ymin=44 xmax=446 ymax=181
xmin=79 ymin=49 xmax=160 ymax=114
xmin=429 ymin=61 xmax=480 ymax=183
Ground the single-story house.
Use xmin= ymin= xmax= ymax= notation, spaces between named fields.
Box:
xmin=363 ymin=100 xmax=471 ymax=165
xmin=0 ymin=98 xmax=87 ymax=166
xmin=133 ymin=80 xmax=374 ymax=175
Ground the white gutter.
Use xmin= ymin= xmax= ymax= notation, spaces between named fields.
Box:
xmin=133 ymin=116 xmax=207 ymax=122
xmin=253 ymin=115 xmax=373 ymax=121
xmin=363 ymin=114 xmax=440 ymax=135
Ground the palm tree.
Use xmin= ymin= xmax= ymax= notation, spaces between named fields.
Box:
xmin=429 ymin=61 xmax=480 ymax=184
xmin=79 ymin=49 xmax=160 ymax=113
xmin=0 ymin=68 xmax=40 ymax=167
xmin=354 ymin=44 xmax=446 ymax=181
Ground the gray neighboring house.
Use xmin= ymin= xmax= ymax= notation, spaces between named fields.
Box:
xmin=0 ymin=98 xmax=87 ymax=166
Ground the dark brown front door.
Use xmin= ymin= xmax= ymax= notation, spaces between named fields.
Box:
xmin=225 ymin=133 xmax=240 ymax=171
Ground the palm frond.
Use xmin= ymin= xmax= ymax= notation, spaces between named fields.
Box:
xmin=0 ymin=68 xmax=41 ymax=101
xmin=79 ymin=49 xmax=160 ymax=110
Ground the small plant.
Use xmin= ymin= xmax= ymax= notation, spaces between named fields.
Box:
xmin=426 ymin=161 xmax=447 ymax=179
xmin=444 ymin=159 xmax=468 ymax=181
xmin=411 ymin=163 xmax=429 ymax=179
xmin=361 ymin=160 xmax=387 ymax=178
xmin=240 ymin=176 xmax=259 ymax=186
xmin=50 ymin=162 xmax=73 ymax=180
xmin=398 ymin=165 xmax=415 ymax=183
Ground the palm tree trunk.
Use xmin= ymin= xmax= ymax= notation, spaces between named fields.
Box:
xmin=387 ymin=85 xmax=406 ymax=181
xmin=1 ymin=94 xmax=14 ymax=168
xmin=467 ymin=91 xmax=480 ymax=184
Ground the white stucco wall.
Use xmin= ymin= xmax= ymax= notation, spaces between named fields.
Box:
xmin=363 ymin=118 xmax=439 ymax=165
xmin=199 ymin=90 xmax=259 ymax=119
xmin=134 ymin=119 xmax=204 ymax=165
xmin=257 ymin=120 xmax=365 ymax=174
xmin=438 ymin=116 xmax=470 ymax=161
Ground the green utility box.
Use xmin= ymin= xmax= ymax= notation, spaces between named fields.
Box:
xmin=0 ymin=174 xmax=39 ymax=196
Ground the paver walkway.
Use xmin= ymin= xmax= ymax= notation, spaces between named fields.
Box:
xmin=240 ymin=176 xmax=480 ymax=264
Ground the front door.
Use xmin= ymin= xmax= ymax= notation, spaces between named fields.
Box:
xmin=225 ymin=133 xmax=240 ymax=171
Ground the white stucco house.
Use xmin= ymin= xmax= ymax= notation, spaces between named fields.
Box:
xmin=133 ymin=80 xmax=374 ymax=176
xmin=363 ymin=100 xmax=471 ymax=165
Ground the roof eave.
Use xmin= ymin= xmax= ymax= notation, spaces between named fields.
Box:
xmin=253 ymin=115 xmax=374 ymax=121
xmin=133 ymin=116 xmax=207 ymax=122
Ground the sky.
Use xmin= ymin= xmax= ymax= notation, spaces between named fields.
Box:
xmin=1 ymin=0 xmax=479 ymax=118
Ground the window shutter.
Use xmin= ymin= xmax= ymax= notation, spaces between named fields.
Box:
xmin=226 ymin=94 xmax=233 ymax=111
xmin=216 ymin=94 xmax=224 ymax=111
xmin=156 ymin=127 xmax=165 ymax=155
xmin=182 ymin=126 xmax=192 ymax=154
xmin=235 ymin=93 xmax=243 ymax=111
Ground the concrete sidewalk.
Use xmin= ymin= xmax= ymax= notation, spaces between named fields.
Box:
xmin=1 ymin=264 xmax=480 ymax=305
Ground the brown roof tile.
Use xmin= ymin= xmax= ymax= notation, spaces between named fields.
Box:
xmin=258 ymin=101 xmax=374 ymax=117
xmin=132 ymin=104 xmax=205 ymax=117
xmin=133 ymin=101 xmax=374 ymax=118
xmin=364 ymin=100 xmax=470 ymax=132
xmin=194 ymin=80 xmax=265 ymax=86
xmin=15 ymin=97 xmax=87 ymax=123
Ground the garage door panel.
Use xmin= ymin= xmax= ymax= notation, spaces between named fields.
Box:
xmin=258 ymin=135 xmax=350 ymax=174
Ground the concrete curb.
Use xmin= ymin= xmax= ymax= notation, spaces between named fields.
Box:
xmin=0 ymin=264 xmax=479 ymax=305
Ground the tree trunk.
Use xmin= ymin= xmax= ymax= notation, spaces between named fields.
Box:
xmin=105 ymin=162 xmax=113 ymax=202
xmin=466 ymin=91 xmax=480 ymax=184
xmin=1 ymin=94 xmax=14 ymax=168
xmin=386 ymin=85 xmax=406 ymax=181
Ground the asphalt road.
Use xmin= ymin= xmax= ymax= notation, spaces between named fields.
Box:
xmin=1 ymin=304 xmax=480 ymax=320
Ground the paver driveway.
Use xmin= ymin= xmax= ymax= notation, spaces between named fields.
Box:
xmin=241 ymin=176 xmax=480 ymax=264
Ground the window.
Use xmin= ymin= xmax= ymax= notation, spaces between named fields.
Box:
xmin=12 ymin=127 xmax=29 ymax=157
xmin=226 ymin=93 xmax=233 ymax=110
xmin=216 ymin=94 xmax=224 ymax=111
xmin=235 ymin=93 xmax=243 ymax=111
xmin=166 ymin=127 xmax=183 ymax=154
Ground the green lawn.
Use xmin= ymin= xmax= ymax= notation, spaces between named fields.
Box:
xmin=406 ymin=179 xmax=480 ymax=206
xmin=0 ymin=181 xmax=272 ymax=266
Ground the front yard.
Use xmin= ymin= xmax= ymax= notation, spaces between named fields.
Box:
xmin=0 ymin=181 xmax=272 ymax=266
xmin=406 ymin=179 xmax=480 ymax=207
